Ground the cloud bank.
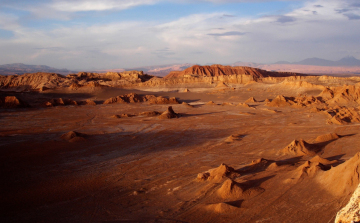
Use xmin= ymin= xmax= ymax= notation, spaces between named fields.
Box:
xmin=0 ymin=0 xmax=359 ymax=70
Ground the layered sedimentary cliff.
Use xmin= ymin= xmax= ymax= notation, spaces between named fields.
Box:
xmin=1 ymin=64 xmax=360 ymax=92
xmin=165 ymin=64 xmax=302 ymax=79
xmin=0 ymin=70 xmax=152 ymax=91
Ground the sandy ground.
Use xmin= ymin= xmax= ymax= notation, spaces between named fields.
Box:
xmin=1 ymin=85 xmax=359 ymax=223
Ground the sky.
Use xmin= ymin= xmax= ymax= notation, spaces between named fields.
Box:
xmin=0 ymin=0 xmax=359 ymax=70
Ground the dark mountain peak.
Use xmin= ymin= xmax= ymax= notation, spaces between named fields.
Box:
xmin=0 ymin=63 xmax=76 ymax=75
xmin=273 ymin=61 xmax=291 ymax=64
xmin=337 ymin=56 xmax=360 ymax=66
xmin=295 ymin=57 xmax=335 ymax=66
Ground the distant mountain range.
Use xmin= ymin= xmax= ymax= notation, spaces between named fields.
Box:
xmin=1 ymin=56 xmax=360 ymax=76
xmin=274 ymin=56 xmax=360 ymax=67
xmin=0 ymin=63 xmax=76 ymax=76
xmin=231 ymin=56 xmax=360 ymax=67
xmin=125 ymin=63 xmax=194 ymax=77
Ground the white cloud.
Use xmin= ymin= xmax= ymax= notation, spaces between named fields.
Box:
xmin=0 ymin=0 xmax=360 ymax=69
xmin=149 ymin=0 xmax=360 ymax=63
xmin=0 ymin=12 xmax=20 ymax=30
xmin=50 ymin=0 xmax=159 ymax=12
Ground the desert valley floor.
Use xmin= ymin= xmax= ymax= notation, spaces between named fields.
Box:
xmin=2 ymin=69 xmax=360 ymax=222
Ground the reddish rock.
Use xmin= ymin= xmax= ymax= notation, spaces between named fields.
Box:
xmin=0 ymin=96 xmax=30 ymax=108
xmin=165 ymin=64 xmax=304 ymax=79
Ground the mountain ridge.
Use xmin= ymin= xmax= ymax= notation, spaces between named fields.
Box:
xmin=273 ymin=56 xmax=360 ymax=67
xmin=1 ymin=56 xmax=360 ymax=77
xmin=0 ymin=63 xmax=76 ymax=75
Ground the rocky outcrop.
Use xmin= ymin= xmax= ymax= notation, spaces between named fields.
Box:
xmin=0 ymin=70 xmax=154 ymax=91
xmin=314 ymin=133 xmax=339 ymax=142
xmin=45 ymin=98 xmax=78 ymax=107
xmin=3 ymin=65 xmax=360 ymax=91
xmin=266 ymin=95 xmax=324 ymax=108
xmin=103 ymin=93 xmax=145 ymax=104
xmin=0 ymin=72 xmax=69 ymax=91
xmin=158 ymin=106 xmax=179 ymax=119
xmin=266 ymin=95 xmax=295 ymax=107
xmin=319 ymin=153 xmax=360 ymax=196
xmin=61 ymin=131 xmax=86 ymax=142
xmin=78 ymin=99 xmax=96 ymax=106
xmin=279 ymin=139 xmax=320 ymax=156
xmin=325 ymin=106 xmax=360 ymax=125
xmin=0 ymin=96 xmax=30 ymax=108
xmin=264 ymin=92 xmax=360 ymax=125
xmin=245 ymin=97 xmax=257 ymax=103
xmin=103 ymin=93 xmax=179 ymax=105
xmin=165 ymin=65 xmax=303 ymax=79
xmin=335 ymin=183 xmax=360 ymax=223
xmin=69 ymin=70 xmax=153 ymax=83
xmin=319 ymin=85 xmax=360 ymax=106
xmin=197 ymin=163 xmax=240 ymax=182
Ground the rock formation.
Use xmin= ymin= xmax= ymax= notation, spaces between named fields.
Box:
xmin=147 ymin=96 xmax=179 ymax=105
xmin=314 ymin=133 xmax=339 ymax=142
xmin=309 ymin=155 xmax=337 ymax=166
xmin=237 ymin=103 xmax=251 ymax=108
xmin=103 ymin=93 xmax=179 ymax=105
xmin=61 ymin=131 xmax=86 ymax=142
xmin=158 ymin=106 xmax=179 ymax=119
xmin=78 ymin=99 xmax=96 ymax=106
xmin=112 ymin=114 xmax=135 ymax=118
xmin=0 ymin=96 xmax=29 ymax=108
xmin=266 ymin=95 xmax=294 ymax=107
xmin=295 ymin=160 xmax=327 ymax=178
xmin=0 ymin=70 xmax=154 ymax=91
xmin=215 ymin=82 xmax=229 ymax=88
xmin=217 ymin=178 xmax=264 ymax=199
xmin=319 ymin=85 xmax=360 ymax=106
xmin=206 ymin=101 xmax=217 ymax=105
xmin=245 ymin=97 xmax=257 ymax=103
xmin=206 ymin=202 xmax=238 ymax=213
xmin=0 ymin=72 xmax=68 ymax=91
xmin=165 ymin=65 xmax=304 ymax=79
xmin=319 ymin=152 xmax=360 ymax=196
xmin=217 ymin=179 xmax=244 ymax=199
xmin=325 ymin=106 xmax=360 ymax=125
xmin=197 ymin=163 xmax=240 ymax=182
xmin=182 ymin=102 xmax=193 ymax=108
xmin=280 ymin=139 xmax=320 ymax=156
xmin=69 ymin=70 xmax=153 ymax=83
xmin=237 ymin=158 xmax=273 ymax=174
xmin=225 ymin=134 xmax=244 ymax=143
xmin=138 ymin=111 xmax=161 ymax=117
xmin=45 ymin=98 xmax=78 ymax=107
xmin=335 ymin=183 xmax=360 ymax=223
xmin=104 ymin=93 xmax=145 ymax=104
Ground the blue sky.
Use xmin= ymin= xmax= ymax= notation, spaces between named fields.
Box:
xmin=0 ymin=0 xmax=359 ymax=70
